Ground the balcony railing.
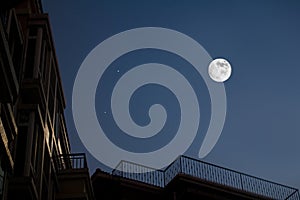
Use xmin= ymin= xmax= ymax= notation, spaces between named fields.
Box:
xmin=112 ymin=155 xmax=300 ymax=200
xmin=55 ymin=153 xmax=88 ymax=171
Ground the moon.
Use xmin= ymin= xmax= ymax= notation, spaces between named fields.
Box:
xmin=208 ymin=58 xmax=232 ymax=82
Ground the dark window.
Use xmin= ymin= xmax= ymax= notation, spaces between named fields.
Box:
xmin=41 ymin=176 xmax=48 ymax=200
xmin=8 ymin=14 xmax=23 ymax=82
xmin=0 ymin=155 xmax=5 ymax=200
xmin=24 ymin=27 xmax=38 ymax=78
xmin=39 ymin=39 xmax=47 ymax=80
xmin=34 ymin=125 xmax=43 ymax=175
xmin=54 ymin=113 xmax=60 ymax=139
xmin=0 ymin=10 xmax=8 ymax=30
xmin=48 ymin=65 xmax=57 ymax=124
xmin=29 ymin=27 xmax=37 ymax=36
xmin=24 ymin=38 xmax=36 ymax=78
xmin=14 ymin=126 xmax=27 ymax=175
xmin=31 ymin=124 xmax=38 ymax=173
xmin=43 ymin=149 xmax=50 ymax=182
xmin=41 ymin=149 xmax=50 ymax=200
xmin=42 ymin=49 xmax=50 ymax=93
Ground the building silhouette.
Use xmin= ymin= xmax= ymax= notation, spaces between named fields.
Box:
xmin=0 ymin=0 xmax=93 ymax=199
xmin=0 ymin=0 xmax=299 ymax=200
xmin=92 ymin=155 xmax=300 ymax=200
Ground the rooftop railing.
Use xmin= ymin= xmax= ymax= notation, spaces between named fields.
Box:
xmin=113 ymin=160 xmax=165 ymax=187
xmin=112 ymin=155 xmax=300 ymax=200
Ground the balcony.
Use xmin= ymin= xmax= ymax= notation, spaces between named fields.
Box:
xmin=112 ymin=155 xmax=300 ymax=200
xmin=54 ymin=153 xmax=94 ymax=200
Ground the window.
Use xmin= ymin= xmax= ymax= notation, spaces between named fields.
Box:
xmin=0 ymin=155 xmax=6 ymax=200
xmin=7 ymin=12 xmax=23 ymax=82
xmin=24 ymin=27 xmax=37 ymax=78
xmin=0 ymin=10 xmax=8 ymax=30
xmin=48 ymin=65 xmax=57 ymax=125
xmin=54 ymin=113 xmax=60 ymax=139
xmin=24 ymin=38 xmax=36 ymax=78
xmin=41 ymin=48 xmax=51 ymax=101
xmin=31 ymin=124 xmax=38 ymax=173
xmin=38 ymin=39 xmax=46 ymax=79
xmin=14 ymin=126 xmax=27 ymax=175
xmin=34 ymin=125 xmax=43 ymax=175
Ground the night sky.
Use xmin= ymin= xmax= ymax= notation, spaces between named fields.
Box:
xmin=43 ymin=0 xmax=300 ymax=189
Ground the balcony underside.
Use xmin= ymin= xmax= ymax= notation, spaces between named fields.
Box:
xmin=56 ymin=169 xmax=93 ymax=200
xmin=7 ymin=176 xmax=38 ymax=200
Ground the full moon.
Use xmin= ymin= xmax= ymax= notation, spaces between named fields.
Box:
xmin=208 ymin=58 xmax=232 ymax=82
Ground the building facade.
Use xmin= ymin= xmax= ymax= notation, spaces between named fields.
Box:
xmin=0 ymin=0 xmax=94 ymax=199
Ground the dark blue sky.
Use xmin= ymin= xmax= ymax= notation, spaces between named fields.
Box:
xmin=44 ymin=0 xmax=300 ymax=189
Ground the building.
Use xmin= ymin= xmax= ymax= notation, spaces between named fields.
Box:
xmin=0 ymin=0 xmax=94 ymax=199
xmin=91 ymin=155 xmax=300 ymax=200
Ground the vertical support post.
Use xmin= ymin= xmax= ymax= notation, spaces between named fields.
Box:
xmin=179 ymin=156 xmax=182 ymax=174
xmin=240 ymin=173 xmax=244 ymax=191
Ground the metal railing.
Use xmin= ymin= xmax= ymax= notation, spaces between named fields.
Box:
xmin=113 ymin=160 xmax=165 ymax=187
xmin=112 ymin=155 xmax=300 ymax=200
xmin=55 ymin=153 xmax=88 ymax=171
